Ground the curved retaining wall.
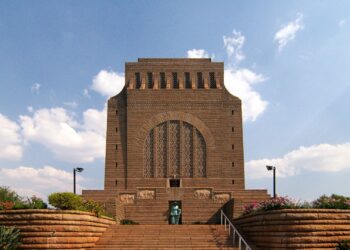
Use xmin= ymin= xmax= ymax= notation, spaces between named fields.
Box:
xmin=0 ymin=209 xmax=115 ymax=249
xmin=233 ymin=209 xmax=350 ymax=250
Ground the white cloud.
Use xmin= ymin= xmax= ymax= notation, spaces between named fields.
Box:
xmin=246 ymin=142 xmax=350 ymax=179
xmin=0 ymin=113 xmax=22 ymax=160
xmin=91 ymin=70 xmax=125 ymax=97
xmin=187 ymin=49 xmax=210 ymax=58
xmin=27 ymin=106 xmax=34 ymax=113
xmin=83 ymin=88 xmax=90 ymax=98
xmin=31 ymin=83 xmax=41 ymax=93
xmin=0 ymin=165 xmax=85 ymax=199
xmin=63 ymin=101 xmax=78 ymax=108
xmin=224 ymin=68 xmax=268 ymax=122
xmin=339 ymin=19 xmax=347 ymax=28
xmin=223 ymin=30 xmax=245 ymax=64
xmin=20 ymin=106 xmax=106 ymax=163
xmin=274 ymin=13 xmax=304 ymax=51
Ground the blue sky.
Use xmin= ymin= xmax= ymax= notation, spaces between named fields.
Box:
xmin=0 ymin=1 xmax=350 ymax=201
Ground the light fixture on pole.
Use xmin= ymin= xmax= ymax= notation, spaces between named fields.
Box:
xmin=73 ymin=167 xmax=84 ymax=194
xmin=266 ymin=165 xmax=276 ymax=198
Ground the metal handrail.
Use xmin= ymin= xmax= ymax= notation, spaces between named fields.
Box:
xmin=220 ymin=210 xmax=251 ymax=250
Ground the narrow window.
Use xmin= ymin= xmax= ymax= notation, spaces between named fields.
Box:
xmin=232 ymin=127 xmax=234 ymax=132
xmin=147 ymin=72 xmax=153 ymax=89
xmin=185 ymin=72 xmax=191 ymax=88
xmin=209 ymin=72 xmax=216 ymax=88
xmin=232 ymin=162 xmax=234 ymax=167
xmin=115 ymin=180 xmax=118 ymax=186
xmin=116 ymin=127 xmax=118 ymax=133
xmin=160 ymin=72 xmax=166 ymax=89
xmin=135 ymin=72 xmax=141 ymax=89
xmin=231 ymin=110 xmax=234 ymax=115
xmin=232 ymin=144 xmax=234 ymax=150
xmin=116 ymin=110 xmax=118 ymax=115
xmin=197 ymin=72 xmax=204 ymax=88
xmin=116 ymin=162 xmax=118 ymax=168
xmin=116 ymin=144 xmax=118 ymax=150
xmin=232 ymin=180 xmax=235 ymax=184
xmin=172 ymin=72 xmax=179 ymax=89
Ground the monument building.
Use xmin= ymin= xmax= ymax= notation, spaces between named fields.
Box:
xmin=82 ymin=58 xmax=269 ymax=224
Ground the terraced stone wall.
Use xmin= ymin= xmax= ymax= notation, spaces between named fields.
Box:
xmin=0 ymin=209 xmax=115 ymax=249
xmin=233 ymin=209 xmax=350 ymax=250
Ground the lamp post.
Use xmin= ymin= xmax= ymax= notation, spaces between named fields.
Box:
xmin=73 ymin=167 xmax=84 ymax=194
xmin=266 ymin=165 xmax=276 ymax=198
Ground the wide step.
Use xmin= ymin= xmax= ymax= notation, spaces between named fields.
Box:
xmin=93 ymin=225 xmax=239 ymax=249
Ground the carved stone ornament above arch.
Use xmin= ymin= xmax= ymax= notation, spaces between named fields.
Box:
xmin=135 ymin=111 xmax=216 ymax=149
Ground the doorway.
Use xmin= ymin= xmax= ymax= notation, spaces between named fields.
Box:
xmin=168 ymin=200 xmax=182 ymax=224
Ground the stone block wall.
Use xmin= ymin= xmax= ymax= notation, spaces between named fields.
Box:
xmin=0 ymin=209 xmax=115 ymax=249
xmin=233 ymin=209 xmax=350 ymax=249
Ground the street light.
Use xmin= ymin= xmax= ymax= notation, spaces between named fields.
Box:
xmin=73 ymin=167 xmax=84 ymax=194
xmin=266 ymin=165 xmax=276 ymax=198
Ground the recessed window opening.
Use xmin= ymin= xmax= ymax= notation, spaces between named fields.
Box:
xmin=160 ymin=72 xmax=166 ymax=89
xmin=232 ymin=162 xmax=234 ymax=167
xmin=232 ymin=127 xmax=234 ymax=132
xmin=135 ymin=72 xmax=141 ymax=89
xmin=147 ymin=72 xmax=153 ymax=89
xmin=172 ymin=72 xmax=179 ymax=89
xmin=197 ymin=72 xmax=204 ymax=89
xmin=231 ymin=110 xmax=234 ymax=115
xmin=209 ymin=72 xmax=216 ymax=88
xmin=185 ymin=72 xmax=191 ymax=89
xmin=116 ymin=110 xmax=118 ymax=115
xmin=116 ymin=144 xmax=118 ymax=150
xmin=116 ymin=127 xmax=118 ymax=132
xmin=116 ymin=162 xmax=118 ymax=168
xmin=232 ymin=144 xmax=234 ymax=150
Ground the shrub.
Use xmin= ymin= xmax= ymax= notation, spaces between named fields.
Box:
xmin=242 ymin=196 xmax=302 ymax=215
xmin=313 ymin=194 xmax=350 ymax=209
xmin=337 ymin=240 xmax=350 ymax=250
xmin=120 ymin=219 xmax=139 ymax=225
xmin=48 ymin=192 xmax=83 ymax=210
xmin=0 ymin=187 xmax=21 ymax=203
xmin=0 ymin=226 xmax=21 ymax=250
xmin=80 ymin=199 xmax=105 ymax=217
xmin=0 ymin=187 xmax=47 ymax=210
xmin=48 ymin=192 xmax=110 ymax=217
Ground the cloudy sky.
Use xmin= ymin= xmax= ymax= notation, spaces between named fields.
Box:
xmin=0 ymin=1 xmax=350 ymax=201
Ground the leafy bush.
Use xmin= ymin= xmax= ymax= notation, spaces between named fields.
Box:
xmin=48 ymin=192 xmax=109 ymax=217
xmin=0 ymin=226 xmax=21 ymax=250
xmin=0 ymin=187 xmax=47 ymax=210
xmin=120 ymin=219 xmax=139 ymax=225
xmin=48 ymin=192 xmax=83 ymax=210
xmin=0 ymin=187 xmax=22 ymax=210
xmin=242 ymin=197 xmax=304 ymax=215
xmin=242 ymin=194 xmax=350 ymax=216
xmin=337 ymin=240 xmax=350 ymax=250
xmin=80 ymin=199 xmax=105 ymax=217
xmin=313 ymin=194 xmax=350 ymax=209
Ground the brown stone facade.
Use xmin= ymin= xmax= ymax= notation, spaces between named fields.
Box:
xmin=83 ymin=58 xmax=269 ymax=224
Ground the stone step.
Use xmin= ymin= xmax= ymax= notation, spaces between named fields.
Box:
xmin=92 ymin=225 xmax=239 ymax=249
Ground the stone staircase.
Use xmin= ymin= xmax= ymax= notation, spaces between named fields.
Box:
xmin=93 ymin=224 xmax=240 ymax=249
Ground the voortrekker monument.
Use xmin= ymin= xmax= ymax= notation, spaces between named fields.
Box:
xmin=82 ymin=58 xmax=269 ymax=224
